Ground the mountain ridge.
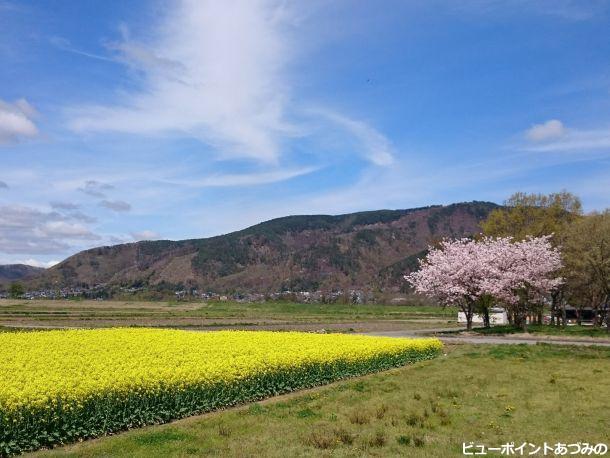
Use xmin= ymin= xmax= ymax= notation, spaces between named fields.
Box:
xmin=24 ymin=201 xmax=498 ymax=293
xmin=0 ymin=264 xmax=46 ymax=284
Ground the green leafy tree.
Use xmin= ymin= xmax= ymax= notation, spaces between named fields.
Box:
xmin=562 ymin=211 xmax=610 ymax=330
xmin=482 ymin=191 xmax=582 ymax=241
xmin=9 ymin=282 xmax=25 ymax=299
xmin=482 ymin=191 xmax=583 ymax=325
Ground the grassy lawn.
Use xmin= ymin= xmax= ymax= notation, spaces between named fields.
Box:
xmin=32 ymin=343 xmax=610 ymax=457
xmin=470 ymin=324 xmax=610 ymax=338
xmin=0 ymin=300 xmax=456 ymax=332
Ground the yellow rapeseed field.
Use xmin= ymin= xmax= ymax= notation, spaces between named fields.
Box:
xmin=0 ymin=328 xmax=442 ymax=455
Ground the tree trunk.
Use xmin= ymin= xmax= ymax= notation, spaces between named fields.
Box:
xmin=593 ymin=307 xmax=600 ymax=328
xmin=518 ymin=304 xmax=528 ymax=332
xmin=483 ymin=307 xmax=490 ymax=328
xmin=605 ymin=299 xmax=610 ymax=333
xmin=462 ymin=303 xmax=474 ymax=331
xmin=550 ymin=291 xmax=558 ymax=326
xmin=513 ymin=313 xmax=520 ymax=329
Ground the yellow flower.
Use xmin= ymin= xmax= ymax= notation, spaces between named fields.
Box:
xmin=0 ymin=328 xmax=442 ymax=415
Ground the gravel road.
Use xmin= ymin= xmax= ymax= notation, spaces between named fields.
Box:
xmin=361 ymin=329 xmax=610 ymax=347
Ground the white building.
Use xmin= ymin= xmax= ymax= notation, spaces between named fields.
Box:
xmin=458 ymin=307 xmax=508 ymax=325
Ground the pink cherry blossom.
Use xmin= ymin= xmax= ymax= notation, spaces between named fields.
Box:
xmin=405 ymin=235 xmax=562 ymax=329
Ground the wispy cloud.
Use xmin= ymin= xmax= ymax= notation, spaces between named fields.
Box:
xmin=0 ymin=181 xmax=8 ymax=189
xmin=0 ymin=98 xmax=38 ymax=144
xmin=49 ymin=36 xmax=115 ymax=62
xmin=312 ymin=109 xmax=395 ymax=166
xmin=50 ymin=201 xmax=79 ymax=210
xmin=525 ymin=119 xmax=566 ymax=142
xmin=78 ymin=180 xmax=114 ymax=198
xmin=68 ymin=211 xmax=97 ymax=224
xmin=66 ymin=0 xmax=397 ymax=169
xmin=68 ymin=0 xmax=297 ymax=163
xmin=522 ymin=120 xmax=610 ymax=152
xmin=99 ymin=200 xmax=131 ymax=212
xmin=180 ymin=166 xmax=318 ymax=187
xmin=0 ymin=205 xmax=100 ymax=254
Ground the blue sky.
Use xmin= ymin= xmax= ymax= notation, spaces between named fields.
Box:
xmin=1 ymin=0 xmax=610 ymax=267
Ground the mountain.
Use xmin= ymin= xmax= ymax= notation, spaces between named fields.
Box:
xmin=0 ymin=264 xmax=45 ymax=284
xmin=29 ymin=201 xmax=498 ymax=293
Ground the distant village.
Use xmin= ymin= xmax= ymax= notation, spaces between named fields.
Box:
xmin=0 ymin=285 xmax=374 ymax=304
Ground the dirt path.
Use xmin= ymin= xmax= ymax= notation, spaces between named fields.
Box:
xmin=362 ymin=329 xmax=610 ymax=346
xmin=5 ymin=319 xmax=609 ymax=346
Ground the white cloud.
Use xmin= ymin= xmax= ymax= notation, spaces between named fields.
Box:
xmin=69 ymin=0 xmax=297 ymax=163
xmin=19 ymin=259 xmax=60 ymax=268
xmin=49 ymin=36 xmax=114 ymax=62
xmin=0 ymin=205 xmax=100 ymax=254
xmin=99 ymin=200 xmax=131 ymax=212
xmin=0 ymin=98 xmax=38 ymax=144
xmin=39 ymin=221 xmax=100 ymax=239
xmin=66 ymin=0 xmax=396 ymax=168
xmin=131 ymin=230 xmax=160 ymax=241
xmin=313 ymin=110 xmax=395 ymax=166
xmin=181 ymin=166 xmax=317 ymax=187
xmin=522 ymin=119 xmax=610 ymax=153
xmin=525 ymin=119 xmax=566 ymax=142
xmin=523 ymin=126 xmax=610 ymax=152
xmin=0 ymin=257 xmax=59 ymax=268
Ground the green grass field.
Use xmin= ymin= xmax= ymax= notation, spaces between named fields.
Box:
xmin=471 ymin=324 xmax=610 ymax=338
xmin=31 ymin=343 xmax=610 ymax=457
xmin=0 ymin=299 xmax=456 ymax=333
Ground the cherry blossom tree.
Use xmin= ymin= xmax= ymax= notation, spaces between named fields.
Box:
xmin=405 ymin=235 xmax=562 ymax=331
xmin=404 ymin=238 xmax=494 ymax=330
xmin=482 ymin=235 xmax=563 ymax=330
